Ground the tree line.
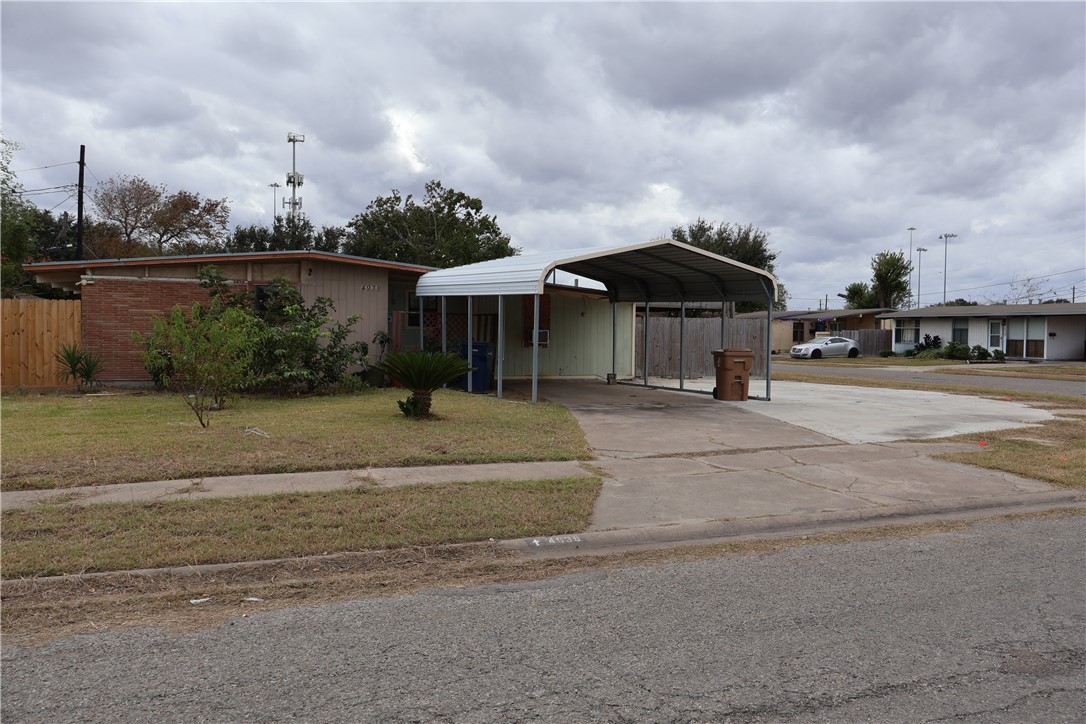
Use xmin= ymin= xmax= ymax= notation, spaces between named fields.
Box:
xmin=3 ymin=139 xmax=787 ymax=311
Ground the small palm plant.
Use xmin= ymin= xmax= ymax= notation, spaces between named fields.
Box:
xmin=375 ymin=350 xmax=474 ymax=418
xmin=54 ymin=342 xmax=103 ymax=393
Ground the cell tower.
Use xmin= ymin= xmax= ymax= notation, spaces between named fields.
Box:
xmin=285 ymin=132 xmax=305 ymax=220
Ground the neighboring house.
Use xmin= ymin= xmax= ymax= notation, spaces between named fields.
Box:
xmin=736 ymin=308 xmax=895 ymax=353
xmin=878 ymin=303 xmax=1086 ymax=360
xmin=24 ymin=251 xmax=435 ymax=384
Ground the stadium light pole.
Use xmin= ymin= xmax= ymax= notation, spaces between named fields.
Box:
xmin=268 ymin=182 xmax=281 ymax=220
xmin=907 ymin=227 xmax=916 ymax=308
xmin=916 ymin=247 xmax=928 ymax=308
xmin=939 ymin=233 xmax=957 ymax=304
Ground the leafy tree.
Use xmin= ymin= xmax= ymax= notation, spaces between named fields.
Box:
xmin=375 ymin=350 xmax=474 ymax=417
xmin=223 ymin=215 xmax=346 ymax=254
xmin=842 ymin=250 xmax=912 ymax=309
xmin=0 ymin=137 xmax=76 ymax=297
xmin=670 ymin=218 xmax=788 ymax=311
xmin=841 ymin=281 xmax=878 ymax=309
xmin=943 ymin=298 xmax=978 ymax=306
xmin=91 ymin=175 xmax=229 ymax=257
xmin=134 ymin=301 xmax=258 ymax=428
xmin=343 ymin=180 xmax=519 ymax=267
xmin=869 ymin=251 xmax=911 ymax=308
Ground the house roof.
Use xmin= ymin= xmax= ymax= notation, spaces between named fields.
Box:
xmin=23 ymin=250 xmax=436 ymax=292
xmin=737 ymin=307 xmax=895 ymax=322
xmin=415 ymin=239 xmax=778 ymax=303
xmin=23 ymin=250 xmax=436 ymax=275
xmin=878 ymin=302 xmax=1086 ymax=319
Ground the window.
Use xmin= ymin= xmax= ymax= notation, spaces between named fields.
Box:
xmin=894 ymin=318 xmax=919 ymax=345
xmin=792 ymin=322 xmax=806 ymax=343
xmin=988 ymin=320 xmax=1003 ymax=349
xmin=952 ymin=318 xmax=969 ymax=345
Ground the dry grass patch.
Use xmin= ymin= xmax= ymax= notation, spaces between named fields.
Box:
xmin=931 ymin=414 xmax=1086 ymax=489
xmin=935 ymin=362 xmax=1086 ymax=382
xmin=1 ymin=476 xmax=601 ymax=579
xmin=771 ymin=371 xmax=1084 ymax=406
xmin=1 ymin=389 xmax=590 ymax=491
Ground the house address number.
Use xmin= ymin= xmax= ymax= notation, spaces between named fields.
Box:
xmin=360 ymin=284 xmax=380 ymax=291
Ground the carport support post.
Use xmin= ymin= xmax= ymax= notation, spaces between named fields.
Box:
xmin=441 ymin=297 xmax=447 ymax=354
xmin=531 ymin=293 xmax=540 ymax=403
xmin=610 ymin=301 xmax=616 ymax=379
xmin=497 ymin=295 xmax=504 ymax=399
xmin=720 ymin=299 xmax=726 ymax=348
xmin=765 ymin=291 xmax=773 ymax=401
xmin=466 ymin=295 xmax=474 ymax=393
xmin=679 ymin=301 xmax=686 ymax=390
xmin=642 ymin=301 xmax=650 ymax=387
xmin=418 ymin=294 xmax=424 ymax=351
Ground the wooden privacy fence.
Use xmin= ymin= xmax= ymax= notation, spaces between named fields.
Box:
xmin=1 ymin=299 xmax=82 ymax=389
xmin=839 ymin=329 xmax=893 ymax=357
xmin=635 ymin=316 xmax=769 ymax=379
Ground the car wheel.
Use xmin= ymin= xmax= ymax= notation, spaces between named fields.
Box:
xmin=811 ymin=349 xmax=821 ymax=359
xmin=848 ymin=348 xmax=859 ymax=358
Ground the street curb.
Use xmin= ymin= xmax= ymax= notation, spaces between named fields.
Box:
xmin=7 ymin=491 xmax=1080 ymax=588
xmin=500 ymin=491 xmax=1085 ymax=557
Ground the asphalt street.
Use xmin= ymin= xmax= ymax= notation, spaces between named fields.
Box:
xmin=773 ymin=361 xmax=1085 ymax=397
xmin=3 ymin=515 xmax=1083 ymax=723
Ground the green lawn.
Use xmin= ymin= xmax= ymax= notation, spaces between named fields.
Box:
xmin=1 ymin=389 xmax=591 ymax=491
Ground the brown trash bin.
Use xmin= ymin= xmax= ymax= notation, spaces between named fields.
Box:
xmin=712 ymin=348 xmax=755 ymax=401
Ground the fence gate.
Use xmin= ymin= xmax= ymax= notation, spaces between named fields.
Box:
xmin=1 ymin=299 xmax=82 ymax=389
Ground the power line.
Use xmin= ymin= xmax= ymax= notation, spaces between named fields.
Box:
xmin=13 ymin=161 xmax=79 ymax=173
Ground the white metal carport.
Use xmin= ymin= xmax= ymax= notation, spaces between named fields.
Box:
xmin=414 ymin=239 xmax=778 ymax=403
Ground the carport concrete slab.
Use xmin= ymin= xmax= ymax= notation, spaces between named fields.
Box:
xmin=716 ymin=380 xmax=1054 ymax=443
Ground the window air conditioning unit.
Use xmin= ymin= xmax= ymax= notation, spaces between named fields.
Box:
xmin=535 ymin=329 xmax=550 ymax=345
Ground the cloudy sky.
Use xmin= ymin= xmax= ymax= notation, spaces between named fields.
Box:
xmin=4 ymin=1 xmax=1084 ymax=308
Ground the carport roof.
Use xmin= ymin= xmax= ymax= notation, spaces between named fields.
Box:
xmin=415 ymin=239 xmax=778 ymax=303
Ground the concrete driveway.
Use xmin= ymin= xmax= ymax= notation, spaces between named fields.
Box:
xmin=505 ymin=379 xmax=1065 ymax=544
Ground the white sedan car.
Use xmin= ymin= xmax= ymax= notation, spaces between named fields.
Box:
xmin=790 ymin=336 xmax=860 ymax=359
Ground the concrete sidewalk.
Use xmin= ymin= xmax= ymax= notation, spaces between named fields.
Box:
xmin=3 ymin=379 xmax=1078 ymax=553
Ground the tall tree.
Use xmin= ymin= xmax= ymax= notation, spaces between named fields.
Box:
xmin=91 ymin=175 xmax=229 ymax=257
xmin=222 ymin=215 xmax=346 ymax=254
xmin=343 ymin=180 xmax=519 ymax=267
xmin=842 ymin=250 xmax=912 ymax=309
xmin=670 ymin=218 xmax=788 ymax=311
xmin=0 ymin=137 xmax=74 ymax=297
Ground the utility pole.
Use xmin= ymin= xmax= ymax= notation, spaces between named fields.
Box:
xmin=76 ymin=144 xmax=85 ymax=260
xmin=285 ymin=132 xmax=304 ymax=220
xmin=907 ymin=226 xmax=916 ymax=308
xmin=939 ymin=233 xmax=957 ymax=304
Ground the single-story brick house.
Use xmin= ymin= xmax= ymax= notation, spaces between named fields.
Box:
xmin=878 ymin=303 xmax=1086 ymax=360
xmin=24 ymin=251 xmax=435 ymax=384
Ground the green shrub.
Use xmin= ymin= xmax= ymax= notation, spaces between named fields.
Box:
xmin=970 ymin=345 xmax=991 ymax=361
xmin=878 ymin=349 xmax=896 ymax=357
xmin=943 ymin=342 xmax=971 ymax=360
xmin=903 ymin=348 xmax=918 ymax=358
xmin=376 ymin=351 xmax=474 ymax=418
xmin=134 ymin=301 xmax=259 ymax=428
xmin=992 ymin=349 xmax=1006 ymax=361
xmin=915 ymin=348 xmax=945 ymax=359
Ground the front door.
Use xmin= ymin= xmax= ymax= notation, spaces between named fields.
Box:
xmin=988 ymin=319 xmax=1004 ymax=352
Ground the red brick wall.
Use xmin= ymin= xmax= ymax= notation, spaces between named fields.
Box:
xmin=81 ymin=277 xmax=213 ymax=383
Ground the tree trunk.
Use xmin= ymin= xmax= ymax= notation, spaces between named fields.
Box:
xmin=412 ymin=390 xmax=433 ymax=417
